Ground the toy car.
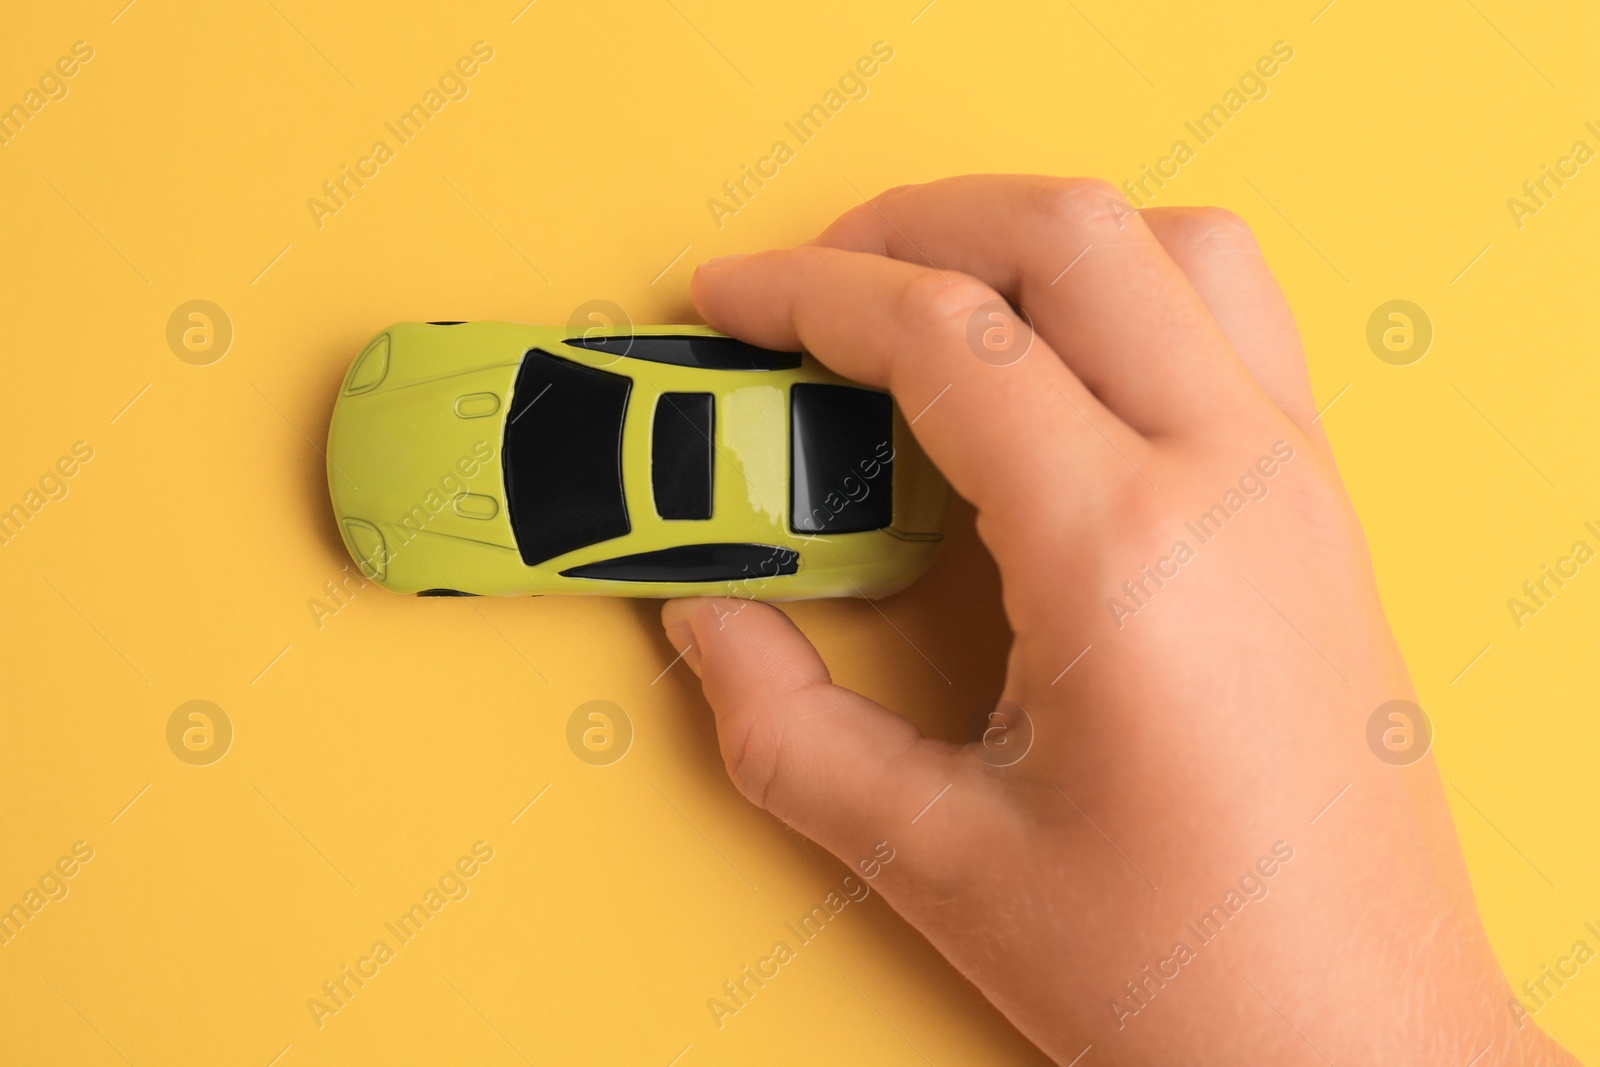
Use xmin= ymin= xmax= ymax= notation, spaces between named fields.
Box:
xmin=325 ymin=322 xmax=947 ymax=599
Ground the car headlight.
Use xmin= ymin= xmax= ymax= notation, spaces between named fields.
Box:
xmin=343 ymin=333 xmax=390 ymax=395
xmin=341 ymin=518 xmax=387 ymax=581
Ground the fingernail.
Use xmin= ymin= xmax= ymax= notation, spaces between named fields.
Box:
xmin=661 ymin=602 xmax=704 ymax=677
xmin=699 ymin=253 xmax=746 ymax=270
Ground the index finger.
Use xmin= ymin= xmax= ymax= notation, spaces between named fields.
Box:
xmin=691 ymin=244 xmax=1155 ymax=559
xmin=811 ymin=176 xmax=1264 ymax=438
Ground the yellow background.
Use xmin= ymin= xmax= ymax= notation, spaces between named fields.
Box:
xmin=2 ymin=1 xmax=1596 ymax=1063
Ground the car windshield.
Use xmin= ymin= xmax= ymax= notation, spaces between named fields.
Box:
xmin=503 ymin=349 xmax=632 ymax=565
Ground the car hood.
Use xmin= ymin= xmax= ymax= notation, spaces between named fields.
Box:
xmin=326 ymin=362 xmax=521 ymax=557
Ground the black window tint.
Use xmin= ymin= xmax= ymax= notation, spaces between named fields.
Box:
xmin=790 ymin=384 xmax=895 ymax=534
xmin=563 ymin=334 xmax=802 ymax=371
xmin=652 ymin=393 xmax=714 ymax=520
xmin=561 ymin=543 xmax=798 ymax=582
xmin=503 ymin=349 xmax=631 ymax=565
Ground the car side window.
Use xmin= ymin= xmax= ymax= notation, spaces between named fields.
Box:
xmin=560 ymin=543 xmax=798 ymax=583
xmin=563 ymin=334 xmax=802 ymax=371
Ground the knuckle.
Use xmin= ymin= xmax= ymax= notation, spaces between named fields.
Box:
xmin=825 ymin=189 xmax=915 ymax=246
xmin=870 ymin=182 xmax=918 ymax=211
xmin=1165 ymin=205 xmax=1258 ymax=253
xmin=822 ymin=184 xmax=920 ymax=248
xmin=719 ymin=705 xmax=783 ymax=809
xmin=785 ymin=242 xmax=835 ymax=275
xmin=894 ymin=270 xmax=998 ymax=335
xmin=1031 ymin=177 xmax=1126 ymax=234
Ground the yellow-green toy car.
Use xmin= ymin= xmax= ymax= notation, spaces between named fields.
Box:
xmin=326 ymin=322 xmax=947 ymax=599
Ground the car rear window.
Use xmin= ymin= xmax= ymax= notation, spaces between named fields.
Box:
xmin=503 ymin=349 xmax=632 ymax=565
xmin=789 ymin=384 xmax=894 ymax=534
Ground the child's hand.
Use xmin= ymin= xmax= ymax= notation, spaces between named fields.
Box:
xmin=662 ymin=175 xmax=1574 ymax=1065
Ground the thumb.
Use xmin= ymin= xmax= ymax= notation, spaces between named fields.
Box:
xmin=661 ymin=597 xmax=968 ymax=868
